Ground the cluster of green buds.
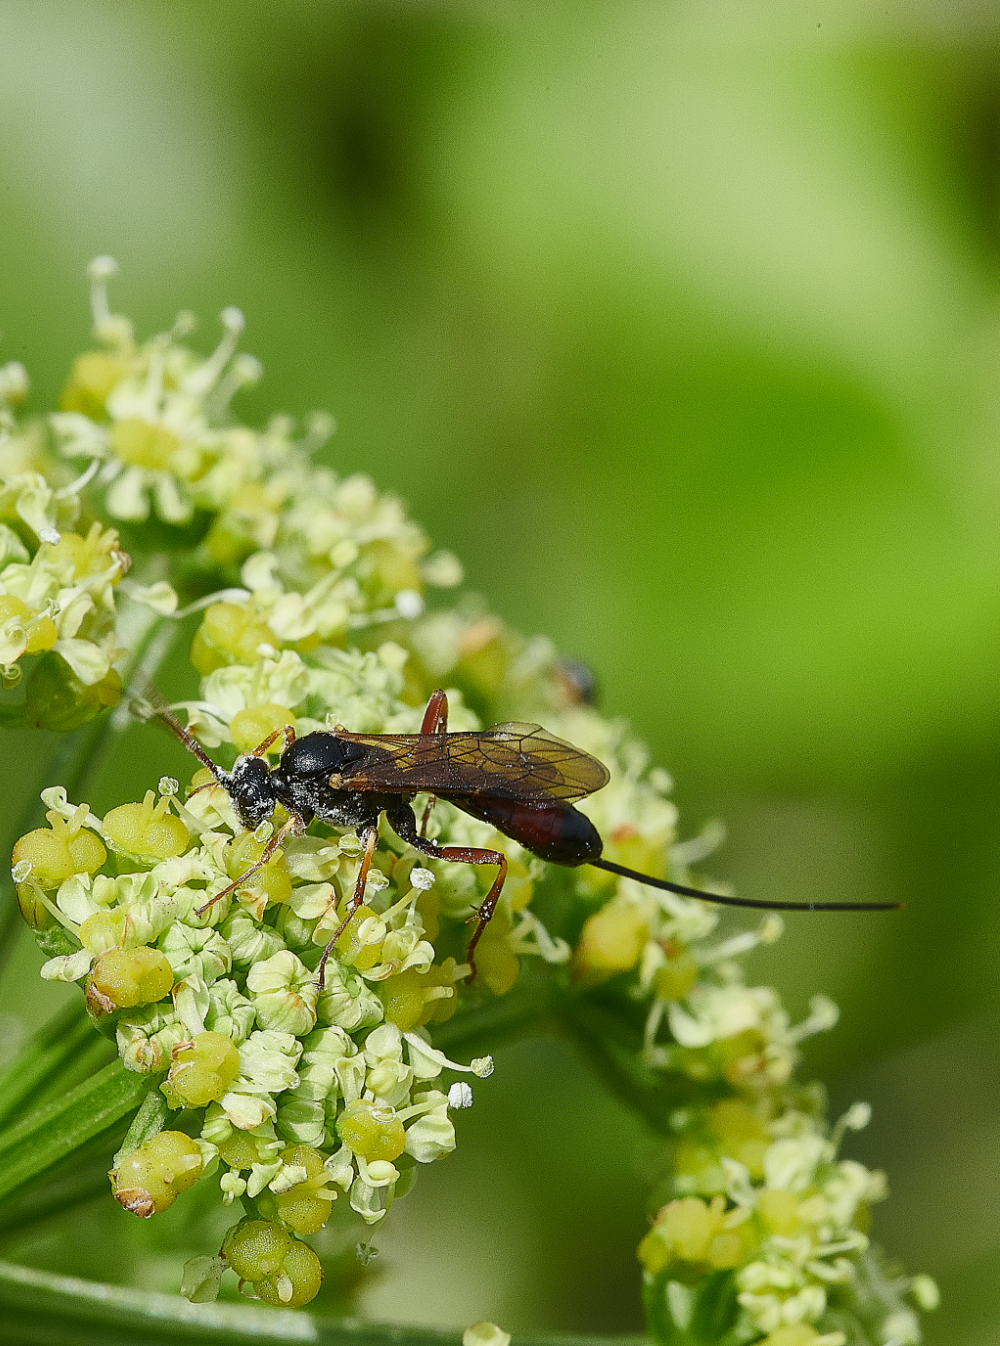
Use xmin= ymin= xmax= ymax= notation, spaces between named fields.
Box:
xmin=5 ymin=266 xmax=938 ymax=1339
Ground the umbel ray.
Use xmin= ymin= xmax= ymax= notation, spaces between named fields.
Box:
xmin=138 ymin=689 xmax=899 ymax=983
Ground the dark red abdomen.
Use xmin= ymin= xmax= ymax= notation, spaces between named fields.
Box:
xmin=451 ymin=795 xmax=603 ymax=866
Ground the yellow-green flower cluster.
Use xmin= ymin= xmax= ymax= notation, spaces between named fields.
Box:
xmin=0 ymin=396 xmax=128 ymax=715
xmin=8 ymin=270 xmax=937 ymax=1335
xmin=551 ymin=716 xmax=938 ymax=1344
xmin=12 ymin=766 xmax=493 ymax=1234
xmin=638 ymin=1100 xmax=901 ymax=1342
xmin=43 ymin=258 xmax=461 ymax=649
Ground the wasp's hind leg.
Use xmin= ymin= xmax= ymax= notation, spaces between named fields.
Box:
xmin=416 ymin=689 xmax=449 ymax=838
xmin=386 ymin=803 xmax=507 ymax=981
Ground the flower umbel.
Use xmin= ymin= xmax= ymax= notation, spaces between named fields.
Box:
xmin=5 ymin=266 xmax=936 ymax=1339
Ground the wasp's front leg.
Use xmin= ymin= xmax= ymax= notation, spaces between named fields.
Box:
xmin=317 ymin=818 xmax=381 ymax=987
xmin=251 ymin=723 xmax=297 ymax=758
xmin=194 ymin=814 xmax=301 ymax=917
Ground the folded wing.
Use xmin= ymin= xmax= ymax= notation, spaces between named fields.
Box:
xmin=336 ymin=722 xmax=610 ymax=803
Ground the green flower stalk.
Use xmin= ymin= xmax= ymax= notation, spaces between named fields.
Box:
xmin=3 ymin=263 xmax=938 ymax=1338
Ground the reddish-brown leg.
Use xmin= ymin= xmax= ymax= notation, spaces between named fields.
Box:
xmin=420 ymin=689 xmax=449 ymax=735
xmin=417 ymin=689 xmax=449 ymax=838
xmin=398 ymin=836 xmax=508 ymax=980
xmin=317 ymin=820 xmax=381 ymax=987
xmin=459 ymin=849 xmax=509 ymax=976
xmin=195 ymin=815 xmax=298 ymax=916
xmin=417 ymin=797 xmax=436 ymax=838
xmin=386 ymin=803 xmax=506 ymax=980
xmin=251 ymin=723 xmax=297 ymax=758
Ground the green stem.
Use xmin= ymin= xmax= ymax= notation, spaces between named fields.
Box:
xmin=0 ymin=1139 xmax=120 ymax=1239
xmin=558 ymin=997 xmax=713 ymax=1135
xmin=113 ymin=1085 xmax=169 ymax=1167
xmin=0 ymin=1259 xmax=649 ymax=1346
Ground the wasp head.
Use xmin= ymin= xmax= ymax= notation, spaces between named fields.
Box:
xmin=227 ymin=754 xmax=277 ymax=831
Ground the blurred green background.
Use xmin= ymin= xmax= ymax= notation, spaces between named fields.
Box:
xmin=0 ymin=0 xmax=998 ymax=1340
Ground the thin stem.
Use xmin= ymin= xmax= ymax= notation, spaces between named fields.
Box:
xmin=0 ymin=1259 xmax=650 ymax=1346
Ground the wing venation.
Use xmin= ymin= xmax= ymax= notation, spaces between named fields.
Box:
xmin=335 ymin=722 xmax=610 ymax=802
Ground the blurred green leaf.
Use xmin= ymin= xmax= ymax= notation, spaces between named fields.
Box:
xmin=0 ymin=1259 xmax=649 ymax=1346
xmin=0 ymin=1000 xmax=106 ymax=1128
xmin=0 ymin=1060 xmax=146 ymax=1205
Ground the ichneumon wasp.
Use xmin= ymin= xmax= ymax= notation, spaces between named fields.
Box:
xmin=140 ymin=688 xmax=899 ymax=984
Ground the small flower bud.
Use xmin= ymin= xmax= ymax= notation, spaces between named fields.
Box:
xmin=463 ymin=1325 xmax=511 ymax=1346
xmin=271 ymin=1144 xmax=336 ymax=1234
xmin=841 ymin=1101 xmax=872 ymax=1132
xmin=334 ymin=907 xmax=386 ymax=972
xmin=13 ymin=813 xmax=107 ymax=891
xmin=87 ymin=946 xmax=174 ymax=1013
xmin=910 ymin=1274 xmax=940 ymax=1312
xmin=224 ymin=1219 xmax=323 ymax=1308
xmin=163 ymin=1031 xmax=242 ymax=1108
xmin=572 ymin=901 xmax=648 ymax=984
xmin=403 ymin=1092 xmax=455 ymax=1163
xmin=378 ymin=966 xmax=458 ymax=1031
xmin=653 ymin=952 xmax=700 ymax=1001
xmin=110 ymin=418 xmax=181 ymax=470
xmin=246 ymin=950 xmax=318 ymax=1034
xmin=637 ymin=1196 xmax=741 ymax=1274
xmin=111 ymin=1130 xmax=203 ymax=1217
xmin=225 ymin=1218 xmax=290 ymax=1280
xmin=59 ymin=350 xmax=129 ymax=418
xmin=254 ymin=1239 xmax=323 ymax=1309
xmin=15 ymin=879 xmax=54 ymax=931
xmin=468 ymin=903 xmax=519 ymax=996
xmin=24 ymin=652 xmax=121 ymax=731
xmin=190 ymin=602 xmax=278 ymax=675
xmin=103 ymin=791 xmax=189 ymax=864
xmin=0 ymin=594 xmax=57 ymax=658
xmin=709 ymin=1099 xmax=770 ymax=1178
xmin=337 ymin=1100 xmax=407 ymax=1163
xmin=225 ymin=832 xmax=292 ymax=908
xmin=757 ymin=1189 xmax=801 ymax=1235
xmin=229 ymin=704 xmax=296 ymax=754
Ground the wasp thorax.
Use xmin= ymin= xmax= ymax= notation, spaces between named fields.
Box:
xmin=276 ymin=732 xmax=364 ymax=780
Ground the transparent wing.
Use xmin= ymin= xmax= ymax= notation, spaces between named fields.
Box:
xmin=336 ymin=722 xmax=610 ymax=802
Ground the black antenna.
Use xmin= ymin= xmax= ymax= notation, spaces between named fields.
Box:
xmin=589 ymin=857 xmax=901 ymax=912
xmin=130 ymin=690 xmax=231 ymax=788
